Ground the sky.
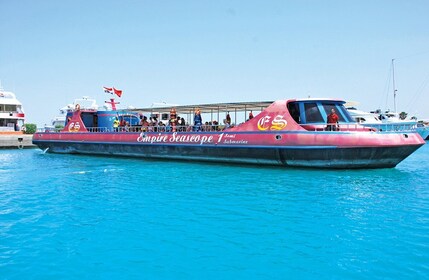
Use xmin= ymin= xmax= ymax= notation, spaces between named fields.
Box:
xmin=1 ymin=0 xmax=429 ymax=126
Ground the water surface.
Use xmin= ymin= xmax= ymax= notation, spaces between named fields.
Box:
xmin=1 ymin=143 xmax=428 ymax=279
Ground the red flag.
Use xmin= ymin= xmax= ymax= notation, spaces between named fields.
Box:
xmin=113 ymin=87 xmax=122 ymax=97
xmin=103 ymin=86 xmax=113 ymax=94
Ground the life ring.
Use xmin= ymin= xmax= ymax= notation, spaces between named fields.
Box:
xmin=75 ymin=104 xmax=81 ymax=111
xmin=18 ymin=144 xmax=23 ymax=150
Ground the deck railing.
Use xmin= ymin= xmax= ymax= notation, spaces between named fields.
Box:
xmin=300 ymin=122 xmax=417 ymax=132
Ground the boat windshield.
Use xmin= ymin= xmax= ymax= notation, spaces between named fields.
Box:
xmin=288 ymin=100 xmax=355 ymax=124
xmin=321 ymin=103 xmax=355 ymax=122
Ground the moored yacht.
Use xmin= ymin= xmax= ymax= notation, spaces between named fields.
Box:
xmin=0 ymin=87 xmax=25 ymax=132
xmin=346 ymin=106 xmax=429 ymax=139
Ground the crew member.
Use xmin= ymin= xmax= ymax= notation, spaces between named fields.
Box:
xmin=326 ymin=108 xmax=339 ymax=131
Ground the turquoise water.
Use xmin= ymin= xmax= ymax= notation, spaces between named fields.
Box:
xmin=1 ymin=143 xmax=429 ymax=279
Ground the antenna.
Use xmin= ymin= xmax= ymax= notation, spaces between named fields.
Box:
xmin=392 ymin=59 xmax=397 ymax=112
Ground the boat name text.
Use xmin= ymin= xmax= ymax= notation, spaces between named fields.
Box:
xmin=137 ymin=132 xmax=214 ymax=145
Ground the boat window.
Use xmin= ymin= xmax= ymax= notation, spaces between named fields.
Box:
xmin=4 ymin=105 xmax=17 ymax=112
xmin=304 ymin=103 xmax=324 ymax=123
xmin=81 ymin=113 xmax=97 ymax=127
xmin=161 ymin=113 xmax=169 ymax=121
xmin=287 ymin=102 xmax=301 ymax=123
xmin=119 ymin=115 xmax=140 ymax=126
xmin=322 ymin=103 xmax=354 ymax=122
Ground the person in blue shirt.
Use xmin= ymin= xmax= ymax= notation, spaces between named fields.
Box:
xmin=194 ymin=108 xmax=202 ymax=131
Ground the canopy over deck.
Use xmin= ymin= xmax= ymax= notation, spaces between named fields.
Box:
xmin=131 ymin=101 xmax=275 ymax=114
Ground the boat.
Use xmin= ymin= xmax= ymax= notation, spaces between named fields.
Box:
xmin=0 ymin=86 xmax=25 ymax=132
xmin=346 ymin=106 xmax=383 ymax=125
xmin=32 ymin=97 xmax=425 ymax=169
xmin=346 ymin=106 xmax=429 ymax=140
xmin=346 ymin=59 xmax=429 ymax=140
xmin=417 ymin=120 xmax=429 ymax=140
xmin=347 ymin=59 xmax=429 ymax=141
xmin=45 ymin=96 xmax=112 ymax=131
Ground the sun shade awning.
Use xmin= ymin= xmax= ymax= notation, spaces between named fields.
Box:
xmin=130 ymin=101 xmax=275 ymax=114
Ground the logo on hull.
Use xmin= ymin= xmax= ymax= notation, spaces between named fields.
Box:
xmin=257 ymin=115 xmax=287 ymax=130
xmin=68 ymin=122 xmax=81 ymax=132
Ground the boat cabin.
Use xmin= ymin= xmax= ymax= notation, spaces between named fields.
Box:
xmin=286 ymin=99 xmax=356 ymax=131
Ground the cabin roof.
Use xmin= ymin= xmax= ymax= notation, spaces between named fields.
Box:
xmin=131 ymin=101 xmax=275 ymax=114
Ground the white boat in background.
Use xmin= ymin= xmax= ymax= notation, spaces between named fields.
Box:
xmin=0 ymin=87 xmax=25 ymax=132
xmin=346 ymin=106 xmax=429 ymax=139
xmin=49 ymin=104 xmax=73 ymax=128
xmin=346 ymin=106 xmax=382 ymax=124
xmin=46 ymin=97 xmax=109 ymax=131
xmin=417 ymin=121 xmax=429 ymax=140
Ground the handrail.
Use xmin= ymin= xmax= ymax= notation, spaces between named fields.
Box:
xmin=300 ymin=122 xmax=417 ymax=132
xmin=86 ymin=127 xmax=110 ymax=133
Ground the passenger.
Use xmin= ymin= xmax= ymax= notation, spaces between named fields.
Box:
xmin=149 ymin=117 xmax=157 ymax=132
xmin=249 ymin=111 xmax=254 ymax=120
xmin=204 ymin=121 xmax=209 ymax=131
xmin=181 ymin=117 xmax=186 ymax=131
xmin=326 ymin=109 xmax=339 ymax=131
xmin=120 ymin=118 xmax=126 ymax=127
xmin=158 ymin=121 xmax=166 ymax=132
xmin=170 ymin=108 xmax=178 ymax=132
xmin=224 ymin=118 xmax=230 ymax=129
xmin=124 ymin=121 xmax=131 ymax=132
xmin=226 ymin=112 xmax=231 ymax=126
xmin=212 ymin=120 xmax=219 ymax=131
xmin=194 ymin=108 xmax=202 ymax=131
xmin=177 ymin=117 xmax=184 ymax=132
xmin=113 ymin=117 xmax=120 ymax=132
xmin=140 ymin=116 xmax=150 ymax=132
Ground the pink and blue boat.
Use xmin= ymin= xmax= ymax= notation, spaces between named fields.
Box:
xmin=32 ymin=98 xmax=425 ymax=169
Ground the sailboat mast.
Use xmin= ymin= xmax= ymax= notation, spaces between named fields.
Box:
xmin=392 ymin=58 xmax=397 ymax=112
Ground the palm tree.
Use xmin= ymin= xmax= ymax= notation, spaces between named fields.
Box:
xmin=399 ymin=112 xmax=408 ymax=120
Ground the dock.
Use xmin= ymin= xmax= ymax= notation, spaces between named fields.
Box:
xmin=0 ymin=132 xmax=36 ymax=149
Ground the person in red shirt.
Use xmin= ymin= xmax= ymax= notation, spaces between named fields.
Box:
xmin=326 ymin=108 xmax=339 ymax=131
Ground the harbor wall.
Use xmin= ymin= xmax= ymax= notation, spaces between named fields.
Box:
xmin=0 ymin=133 xmax=36 ymax=149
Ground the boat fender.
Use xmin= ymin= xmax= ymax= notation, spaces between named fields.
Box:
xmin=75 ymin=104 xmax=81 ymax=111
